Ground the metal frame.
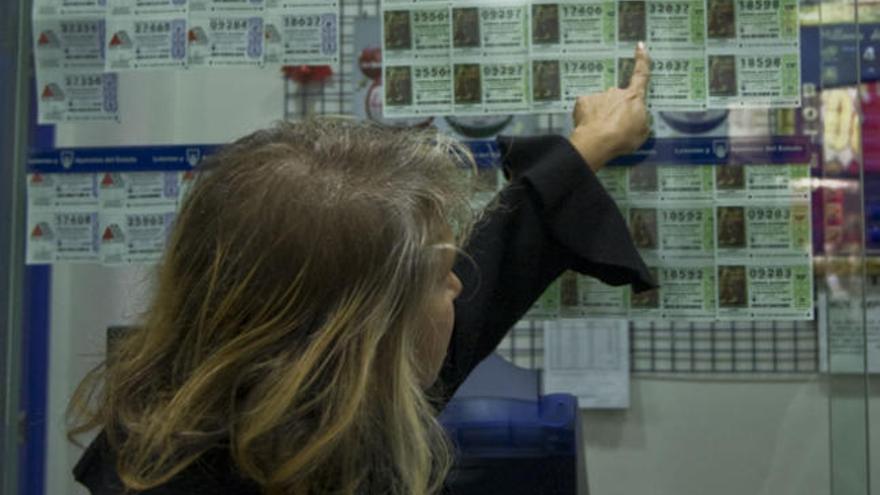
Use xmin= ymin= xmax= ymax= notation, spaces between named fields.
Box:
xmin=1 ymin=0 xmax=33 ymax=492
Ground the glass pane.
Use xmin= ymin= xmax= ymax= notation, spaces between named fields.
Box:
xmin=13 ymin=0 xmax=877 ymax=494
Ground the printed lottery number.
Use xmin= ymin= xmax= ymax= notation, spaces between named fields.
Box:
xmin=210 ymin=18 xmax=250 ymax=30
xmin=284 ymin=16 xmax=321 ymax=27
xmin=737 ymin=0 xmax=779 ymax=10
xmin=65 ymin=75 xmax=103 ymax=87
xmin=57 ymin=214 xmax=92 ymax=225
xmin=413 ymin=11 xmax=448 ymax=22
xmin=747 ymin=207 xmax=789 ymax=220
xmin=662 ymin=210 xmax=703 ymax=221
xmin=663 ymin=268 xmax=703 ymax=280
xmin=484 ymin=65 xmax=524 ymax=76
xmin=128 ymin=215 xmax=165 ymax=228
xmin=740 ymin=56 xmax=782 ymax=68
xmin=651 ymin=60 xmax=690 ymax=72
xmin=564 ymin=61 xmax=606 ymax=73
xmin=562 ymin=5 xmax=602 ymax=16
xmin=135 ymin=21 xmax=173 ymax=34
xmin=481 ymin=8 xmax=521 ymax=20
xmin=749 ymin=267 xmax=792 ymax=279
xmin=415 ymin=66 xmax=449 ymax=77
xmin=649 ymin=3 xmax=690 ymax=14
xmin=60 ymin=21 xmax=100 ymax=34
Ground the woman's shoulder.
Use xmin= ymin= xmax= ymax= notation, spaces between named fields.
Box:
xmin=74 ymin=431 xmax=262 ymax=495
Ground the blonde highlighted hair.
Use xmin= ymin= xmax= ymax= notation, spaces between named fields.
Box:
xmin=68 ymin=119 xmax=476 ymax=494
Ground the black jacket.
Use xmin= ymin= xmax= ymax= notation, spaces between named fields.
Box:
xmin=74 ymin=135 xmax=654 ymax=494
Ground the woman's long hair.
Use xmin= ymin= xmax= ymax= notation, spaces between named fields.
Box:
xmin=68 ymin=119 xmax=475 ymax=494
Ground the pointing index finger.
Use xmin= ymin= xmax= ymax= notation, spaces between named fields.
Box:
xmin=628 ymin=41 xmax=651 ymax=97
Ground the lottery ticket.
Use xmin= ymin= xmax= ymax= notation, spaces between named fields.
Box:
xmin=639 ymin=51 xmax=707 ymax=110
xmin=100 ymin=208 xmax=177 ymax=265
xmin=529 ymin=2 xmax=616 ymax=55
xmin=736 ymin=0 xmax=798 ymax=46
xmin=98 ymin=172 xmax=180 ymax=209
xmin=717 ymin=262 xmax=812 ymax=319
xmin=383 ymin=63 xmax=453 ymax=117
xmin=452 ymin=3 xmax=529 ymax=57
xmin=531 ymin=57 xmax=616 ymax=113
xmin=658 ymin=165 xmax=714 ymax=200
xmin=645 ymin=0 xmax=705 ymax=48
xmin=34 ymin=0 xmax=106 ymax=16
xmin=187 ymin=15 xmax=264 ymax=67
xmin=628 ymin=203 xmax=715 ymax=259
xmin=559 ymin=272 xmax=628 ymax=317
xmin=706 ymin=50 xmax=800 ymax=108
xmin=706 ymin=0 xmax=798 ymax=47
xmin=189 ymin=0 xmax=265 ymax=13
xmin=109 ymin=0 xmax=187 ymax=16
xmin=714 ymin=164 xmax=810 ymax=200
xmin=27 ymin=173 xmax=98 ymax=208
xmin=657 ymin=263 xmax=717 ymax=319
xmin=265 ymin=6 xmax=339 ymax=66
xmin=106 ymin=14 xmax=187 ymax=70
xmin=715 ymin=202 xmax=811 ymax=259
xmin=452 ymin=60 xmax=530 ymax=114
xmin=34 ymin=16 xmax=105 ymax=70
xmin=383 ymin=6 xmax=451 ymax=61
xmin=26 ymin=209 xmax=100 ymax=264
xmin=37 ymin=71 xmax=119 ymax=123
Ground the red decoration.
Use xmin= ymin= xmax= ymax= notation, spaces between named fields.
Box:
xmin=282 ymin=65 xmax=334 ymax=85
xmin=358 ymin=47 xmax=382 ymax=81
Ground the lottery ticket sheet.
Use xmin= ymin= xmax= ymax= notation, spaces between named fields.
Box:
xmin=26 ymin=172 xmax=191 ymax=265
xmin=32 ymin=0 xmax=343 ymax=119
xmin=380 ymin=0 xmax=801 ymax=115
xmin=547 ymin=163 xmax=815 ymax=321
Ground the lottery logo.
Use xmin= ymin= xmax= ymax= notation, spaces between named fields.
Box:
xmin=532 ymin=60 xmax=560 ymax=102
xmin=264 ymin=24 xmax=281 ymax=43
xmin=108 ymin=31 xmax=132 ymax=49
xmin=60 ymin=151 xmax=75 ymax=169
xmin=718 ymin=265 xmax=747 ymax=308
xmin=30 ymin=222 xmax=55 ymax=241
xmin=707 ymin=0 xmax=736 ymax=39
xmin=36 ymin=30 xmax=60 ymax=48
xmin=186 ymin=148 xmax=202 ymax=167
xmin=101 ymin=224 xmax=125 ymax=244
xmin=708 ymin=55 xmax=737 ymax=97
xmin=532 ymin=4 xmax=560 ymax=45
xmin=100 ymin=173 xmax=122 ymax=189
xmin=188 ymin=26 xmax=208 ymax=45
xmin=40 ymin=83 xmax=65 ymax=101
xmin=454 ymin=64 xmax=481 ymax=105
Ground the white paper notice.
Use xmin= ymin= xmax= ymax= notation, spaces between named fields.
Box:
xmin=818 ymin=283 xmax=880 ymax=374
xmin=543 ymin=318 xmax=630 ymax=409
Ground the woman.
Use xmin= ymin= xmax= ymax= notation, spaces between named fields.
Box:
xmin=70 ymin=45 xmax=654 ymax=494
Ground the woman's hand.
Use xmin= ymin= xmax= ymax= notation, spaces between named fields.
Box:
xmin=569 ymin=42 xmax=651 ymax=172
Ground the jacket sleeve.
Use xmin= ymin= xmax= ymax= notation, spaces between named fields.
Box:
xmin=432 ymin=134 xmax=656 ymax=402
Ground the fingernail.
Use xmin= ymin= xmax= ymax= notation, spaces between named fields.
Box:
xmin=638 ymin=41 xmax=646 ymax=51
